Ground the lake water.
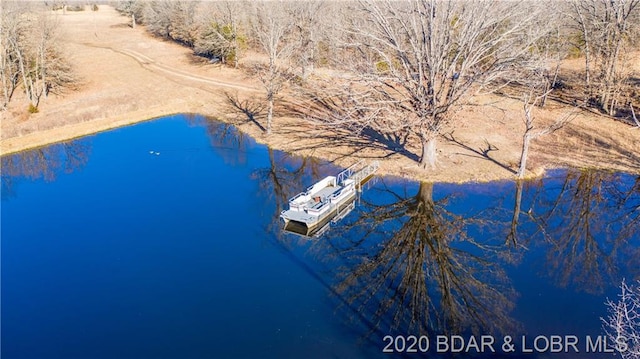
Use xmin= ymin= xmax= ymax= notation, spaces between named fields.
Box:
xmin=2 ymin=114 xmax=639 ymax=359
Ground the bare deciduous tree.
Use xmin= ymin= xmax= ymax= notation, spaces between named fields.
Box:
xmin=115 ymin=0 xmax=143 ymax=29
xmin=250 ymin=1 xmax=297 ymax=134
xmin=194 ymin=1 xmax=245 ymax=67
xmin=1 ymin=2 xmax=73 ymax=110
xmin=603 ymin=279 xmax=640 ymax=359
xmin=286 ymin=1 xmax=324 ymax=81
xmin=142 ymin=0 xmax=200 ymax=47
xmin=313 ymin=0 xmax=551 ymax=169
xmin=0 ymin=2 xmax=22 ymax=109
xmin=569 ymin=0 xmax=595 ymax=104
xmin=517 ymin=89 xmax=577 ymax=179
xmin=570 ymin=0 xmax=640 ymax=115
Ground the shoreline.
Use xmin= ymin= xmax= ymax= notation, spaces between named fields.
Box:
xmin=2 ymin=6 xmax=638 ymax=184
xmin=1 ymin=109 xmax=179 ymax=157
xmin=2 ymin=109 xmax=633 ymax=185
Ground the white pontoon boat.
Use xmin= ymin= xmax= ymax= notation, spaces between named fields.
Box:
xmin=280 ymin=161 xmax=379 ymax=237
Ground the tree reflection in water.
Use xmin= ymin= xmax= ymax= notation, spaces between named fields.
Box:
xmin=1 ymin=140 xmax=92 ymax=199
xmin=525 ymin=170 xmax=640 ymax=294
xmin=252 ymin=148 xmax=325 ymax=238
xmin=254 ymin=157 xmax=517 ymax=338
xmin=257 ymin=158 xmax=520 ymax=338
xmin=202 ymin=117 xmax=252 ymax=167
xmin=250 ymin=146 xmax=639 ymax=342
xmin=320 ymin=180 xmax=519 ymax=337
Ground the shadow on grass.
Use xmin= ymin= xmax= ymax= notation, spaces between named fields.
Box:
xmin=276 ymin=97 xmax=420 ymax=164
xmin=536 ymin=125 xmax=640 ymax=172
xmin=443 ymin=132 xmax=517 ymax=174
xmin=223 ymin=91 xmax=266 ymax=132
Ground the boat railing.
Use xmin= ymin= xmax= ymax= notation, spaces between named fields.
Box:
xmin=336 ymin=161 xmax=362 ymax=184
xmin=288 ymin=191 xmax=308 ymax=204
xmin=352 ymin=160 xmax=380 ymax=189
xmin=336 ymin=160 xmax=364 ymax=185
xmin=286 ymin=160 xmax=379 ymax=208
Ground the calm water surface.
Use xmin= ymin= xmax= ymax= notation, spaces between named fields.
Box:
xmin=2 ymin=114 xmax=639 ymax=358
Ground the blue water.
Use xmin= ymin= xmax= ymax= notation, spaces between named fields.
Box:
xmin=2 ymin=114 xmax=639 ymax=359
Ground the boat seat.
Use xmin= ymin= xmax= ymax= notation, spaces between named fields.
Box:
xmin=311 ymin=200 xmax=324 ymax=209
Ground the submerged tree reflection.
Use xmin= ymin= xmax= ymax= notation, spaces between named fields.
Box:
xmin=258 ymin=154 xmax=638 ymax=342
xmin=1 ymin=140 xmax=92 ymax=199
xmin=513 ymin=169 xmax=640 ymax=294
xmin=252 ymin=148 xmax=324 ymax=237
xmin=202 ymin=118 xmax=252 ymax=166
xmin=324 ymin=180 xmax=518 ymax=337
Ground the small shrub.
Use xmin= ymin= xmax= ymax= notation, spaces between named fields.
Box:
xmin=375 ymin=60 xmax=390 ymax=73
xmin=225 ymin=51 xmax=238 ymax=66
xmin=28 ymin=103 xmax=39 ymax=114
xmin=566 ymin=46 xmax=583 ymax=59
xmin=67 ymin=4 xmax=85 ymax=12
xmin=316 ymin=41 xmax=331 ymax=67
xmin=91 ymin=4 xmax=99 ymax=11
xmin=291 ymin=75 xmax=304 ymax=86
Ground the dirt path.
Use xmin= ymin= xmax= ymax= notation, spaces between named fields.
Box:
xmin=1 ymin=6 xmax=260 ymax=152
xmin=79 ymin=43 xmax=259 ymax=92
xmin=1 ymin=6 xmax=638 ymax=183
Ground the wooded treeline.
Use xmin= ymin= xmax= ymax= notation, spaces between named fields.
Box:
xmin=115 ymin=0 xmax=639 ymax=170
xmin=1 ymin=1 xmax=637 ymax=174
xmin=0 ymin=1 xmax=74 ymax=112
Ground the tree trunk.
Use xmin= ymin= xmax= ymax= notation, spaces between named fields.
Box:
xmin=12 ymin=42 xmax=34 ymax=105
xmin=267 ymin=147 xmax=285 ymax=204
xmin=541 ymin=79 xmax=550 ymax=108
xmin=40 ymin=40 xmax=47 ymax=99
xmin=420 ymin=135 xmax=437 ymax=169
xmin=582 ymin=26 xmax=591 ymax=105
xmin=542 ymin=63 xmax=561 ymax=108
xmin=418 ymin=181 xmax=434 ymax=204
xmin=232 ymin=22 xmax=239 ymax=69
xmin=0 ymin=53 xmax=9 ymax=108
xmin=517 ymin=132 xmax=532 ymax=179
xmin=631 ymin=104 xmax=640 ymax=128
xmin=507 ymin=180 xmax=524 ymax=245
xmin=266 ymin=93 xmax=274 ymax=134
xmin=132 ymin=14 xmax=136 ymax=29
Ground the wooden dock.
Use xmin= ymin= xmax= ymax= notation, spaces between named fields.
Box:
xmin=338 ymin=160 xmax=380 ymax=190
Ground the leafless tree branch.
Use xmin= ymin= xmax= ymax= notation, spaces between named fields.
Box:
xmin=603 ymin=279 xmax=640 ymax=359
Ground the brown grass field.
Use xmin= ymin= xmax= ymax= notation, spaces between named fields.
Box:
xmin=1 ymin=5 xmax=638 ymax=183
